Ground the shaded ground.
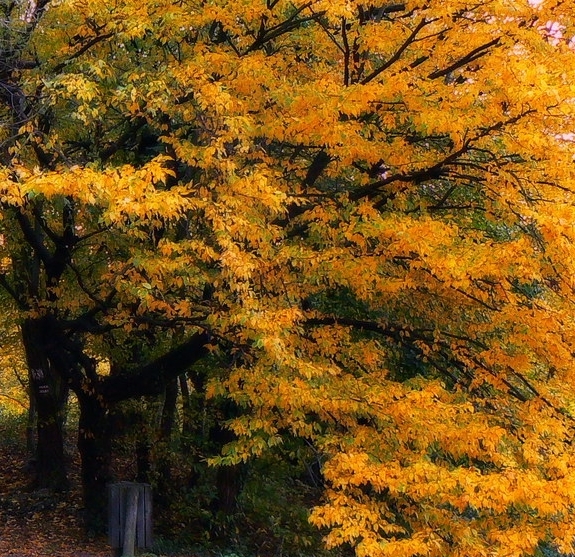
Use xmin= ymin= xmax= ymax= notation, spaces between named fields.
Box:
xmin=0 ymin=438 xmax=110 ymax=557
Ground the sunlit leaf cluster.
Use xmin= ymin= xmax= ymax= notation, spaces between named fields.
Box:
xmin=2 ymin=0 xmax=575 ymax=554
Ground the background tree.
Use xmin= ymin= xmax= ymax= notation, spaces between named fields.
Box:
xmin=2 ymin=0 xmax=575 ymax=555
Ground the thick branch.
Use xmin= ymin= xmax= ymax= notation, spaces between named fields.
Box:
xmin=102 ymin=331 xmax=210 ymax=402
xmin=303 ymin=150 xmax=331 ymax=188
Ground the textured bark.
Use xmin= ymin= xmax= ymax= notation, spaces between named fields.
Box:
xmin=26 ymin=390 xmax=36 ymax=456
xmin=210 ymin=401 xmax=246 ymax=514
xmin=160 ymin=379 xmax=178 ymax=440
xmin=154 ymin=379 xmax=178 ymax=507
xmin=102 ymin=331 xmax=210 ymax=402
xmin=21 ymin=318 xmax=69 ymax=492
xmin=77 ymin=393 xmax=112 ymax=533
xmin=179 ymin=374 xmax=196 ymax=453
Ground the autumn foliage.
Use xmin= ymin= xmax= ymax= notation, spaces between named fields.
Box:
xmin=2 ymin=0 xmax=575 ymax=555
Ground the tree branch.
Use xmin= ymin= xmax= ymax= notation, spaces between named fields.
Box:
xmin=0 ymin=274 xmax=29 ymax=309
xmin=245 ymin=4 xmax=324 ymax=54
xmin=14 ymin=209 xmax=53 ymax=267
xmin=361 ymin=18 xmax=431 ymax=84
xmin=102 ymin=331 xmax=210 ymax=402
xmin=350 ymin=109 xmax=536 ymax=201
xmin=428 ymin=37 xmax=501 ymax=80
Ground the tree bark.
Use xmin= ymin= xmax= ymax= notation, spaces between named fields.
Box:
xmin=77 ymin=392 xmax=112 ymax=533
xmin=210 ymin=400 xmax=246 ymax=515
xmin=26 ymin=388 xmax=36 ymax=457
xmin=155 ymin=379 xmax=178 ymax=507
xmin=21 ymin=318 xmax=69 ymax=491
xmin=160 ymin=379 xmax=178 ymax=441
xmin=102 ymin=331 xmax=210 ymax=402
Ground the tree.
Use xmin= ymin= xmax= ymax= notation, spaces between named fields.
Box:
xmin=2 ymin=0 xmax=575 ymax=554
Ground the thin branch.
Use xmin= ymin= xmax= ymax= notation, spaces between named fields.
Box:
xmin=51 ymin=32 xmax=114 ymax=74
xmin=467 ymin=354 xmax=528 ymax=402
xmin=351 ymin=109 xmax=536 ymax=201
xmin=361 ymin=18 xmax=431 ymax=84
xmin=98 ymin=118 xmax=146 ymax=162
xmin=76 ymin=224 xmax=113 ymax=244
xmin=0 ymin=274 xmax=29 ymax=309
xmin=0 ymin=393 xmax=27 ymax=410
xmin=422 ymin=267 xmax=501 ymax=312
xmin=428 ymin=37 xmax=501 ymax=79
xmin=245 ymin=5 xmax=324 ymax=54
xmin=309 ymin=7 xmax=344 ymax=54
xmin=342 ymin=17 xmax=350 ymax=86
xmin=66 ymin=260 xmax=116 ymax=311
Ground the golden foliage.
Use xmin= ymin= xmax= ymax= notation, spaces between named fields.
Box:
xmin=2 ymin=0 xmax=575 ymax=554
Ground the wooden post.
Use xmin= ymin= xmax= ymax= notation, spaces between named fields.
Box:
xmin=108 ymin=482 xmax=152 ymax=556
xmin=138 ymin=485 xmax=153 ymax=548
xmin=122 ymin=487 xmax=139 ymax=557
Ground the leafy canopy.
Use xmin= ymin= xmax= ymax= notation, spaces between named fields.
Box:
xmin=2 ymin=0 xmax=575 ymax=555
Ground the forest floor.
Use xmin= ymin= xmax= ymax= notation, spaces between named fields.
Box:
xmin=0 ymin=436 xmax=110 ymax=557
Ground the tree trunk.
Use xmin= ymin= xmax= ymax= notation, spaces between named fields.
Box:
xmin=210 ymin=400 xmax=246 ymax=515
xmin=26 ymin=388 xmax=36 ymax=457
xmin=160 ymin=378 xmax=178 ymax=441
xmin=77 ymin=392 xmax=112 ymax=533
xmin=155 ymin=379 xmax=178 ymax=507
xmin=136 ymin=440 xmax=151 ymax=484
xmin=179 ymin=374 xmax=195 ymax=453
xmin=179 ymin=374 xmax=202 ymax=488
xmin=214 ymin=463 xmax=245 ymax=515
xmin=21 ymin=318 xmax=69 ymax=491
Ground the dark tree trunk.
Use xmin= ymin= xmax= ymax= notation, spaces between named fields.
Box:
xmin=136 ymin=441 xmax=151 ymax=483
xmin=27 ymin=314 xmax=112 ymax=530
xmin=179 ymin=373 xmax=205 ymax=489
xmin=26 ymin=388 xmax=36 ymax=456
xmin=21 ymin=318 xmax=69 ymax=491
xmin=214 ymin=463 xmax=245 ymax=514
xmin=136 ymin=404 xmax=152 ymax=484
xmin=77 ymin=392 xmax=112 ymax=533
xmin=155 ymin=379 xmax=179 ymax=506
xmin=160 ymin=379 xmax=178 ymax=440
xmin=210 ymin=401 xmax=246 ymax=515
xmin=179 ymin=374 xmax=196 ymax=453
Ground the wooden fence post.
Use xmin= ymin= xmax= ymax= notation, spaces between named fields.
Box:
xmin=108 ymin=482 xmax=152 ymax=556
xmin=122 ymin=487 xmax=139 ymax=557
